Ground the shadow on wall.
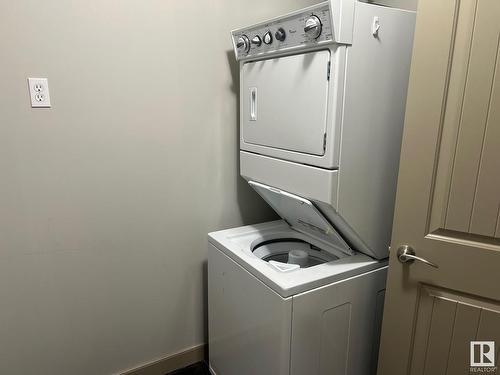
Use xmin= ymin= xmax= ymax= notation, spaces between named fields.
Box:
xmin=226 ymin=50 xmax=278 ymax=225
xmin=202 ymin=53 xmax=278 ymax=347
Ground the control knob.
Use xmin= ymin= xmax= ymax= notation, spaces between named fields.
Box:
xmin=304 ymin=15 xmax=322 ymax=39
xmin=263 ymin=31 xmax=273 ymax=45
xmin=251 ymin=35 xmax=262 ymax=47
xmin=275 ymin=28 xmax=286 ymax=42
xmin=236 ymin=35 xmax=250 ymax=53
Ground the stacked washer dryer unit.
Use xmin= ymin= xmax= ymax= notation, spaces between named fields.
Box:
xmin=208 ymin=1 xmax=415 ymax=374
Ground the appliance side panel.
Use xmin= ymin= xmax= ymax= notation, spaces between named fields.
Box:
xmin=337 ymin=3 xmax=416 ymax=259
xmin=208 ymin=244 xmax=292 ymax=375
xmin=370 ymin=289 xmax=386 ymax=373
xmin=290 ymin=266 xmax=388 ymax=375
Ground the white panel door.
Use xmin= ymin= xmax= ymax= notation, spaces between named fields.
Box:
xmin=241 ymin=50 xmax=330 ymax=156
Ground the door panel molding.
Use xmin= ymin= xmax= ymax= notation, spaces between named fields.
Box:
xmin=428 ymin=0 xmax=478 ymax=234
xmin=426 ymin=231 xmax=500 ymax=252
xmin=429 ymin=0 xmax=500 ymax=239
xmin=408 ymin=284 xmax=500 ymax=375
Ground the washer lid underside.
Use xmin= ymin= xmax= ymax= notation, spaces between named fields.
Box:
xmin=248 ymin=181 xmax=354 ymax=257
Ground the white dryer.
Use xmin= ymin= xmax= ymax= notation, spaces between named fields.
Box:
xmin=209 ymin=0 xmax=416 ymax=374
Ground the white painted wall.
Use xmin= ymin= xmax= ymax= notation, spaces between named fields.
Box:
xmin=0 ymin=0 xmax=317 ymax=374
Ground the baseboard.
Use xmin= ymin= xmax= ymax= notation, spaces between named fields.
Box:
xmin=118 ymin=344 xmax=207 ymax=375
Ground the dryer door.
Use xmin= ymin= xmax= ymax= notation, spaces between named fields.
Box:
xmin=241 ymin=50 xmax=330 ymax=156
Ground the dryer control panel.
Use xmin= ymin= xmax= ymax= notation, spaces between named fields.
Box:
xmin=231 ymin=2 xmax=334 ymax=61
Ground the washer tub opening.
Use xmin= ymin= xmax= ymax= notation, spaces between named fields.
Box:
xmin=252 ymin=238 xmax=338 ymax=268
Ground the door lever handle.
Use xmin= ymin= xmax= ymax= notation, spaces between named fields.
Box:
xmin=397 ymin=245 xmax=439 ymax=268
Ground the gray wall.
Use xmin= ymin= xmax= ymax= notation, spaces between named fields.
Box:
xmin=0 ymin=0 xmax=316 ymax=374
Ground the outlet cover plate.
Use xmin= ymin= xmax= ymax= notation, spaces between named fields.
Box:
xmin=28 ymin=78 xmax=51 ymax=108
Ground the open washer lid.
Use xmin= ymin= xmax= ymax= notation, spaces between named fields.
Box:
xmin=249 ymin=181 xmax=355 ymax=256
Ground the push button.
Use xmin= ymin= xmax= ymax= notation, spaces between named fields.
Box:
xmin=263 ymin=31 xmax=273 ymax=45
xmin=251 ymin=35 xmax=262 ymax=47
xmin=275 ymin=28 xmax=286 ymax=42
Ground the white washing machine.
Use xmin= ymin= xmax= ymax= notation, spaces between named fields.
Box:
xmin=209 ymin=1 xmax=416 ymax=374
xmin=209 ymin=221 xmax=387 ymax=375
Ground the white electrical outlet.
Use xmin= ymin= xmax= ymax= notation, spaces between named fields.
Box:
xmin=28 ymin=78 xmax=51 ymax=108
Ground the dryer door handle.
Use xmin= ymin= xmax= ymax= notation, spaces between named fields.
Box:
xmin=250 ymin=87 xmax=257 ymax=121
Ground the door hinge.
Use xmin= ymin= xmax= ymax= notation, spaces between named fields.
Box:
xmin=323 ymin=133 xmax=327 ymax=151
xmin=327 ymin=61 xmax=331 ymax=81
